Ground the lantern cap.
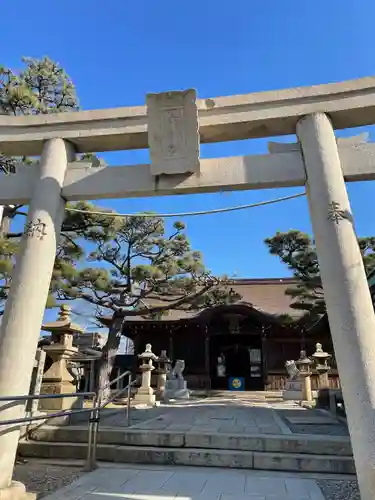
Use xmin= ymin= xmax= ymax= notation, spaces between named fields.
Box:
xmin=312 ymin=342 xmax=331 ymax=359
xmin=138 ymin=343 xmax=158 ymax=360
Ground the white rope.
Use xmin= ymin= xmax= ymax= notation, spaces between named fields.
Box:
xmin=65 ymin=191 xmax=306 ymax=219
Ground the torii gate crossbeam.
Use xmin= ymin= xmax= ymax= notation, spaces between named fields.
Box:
xmin=1 ymin=79 xmax=375 ymax=500
xmin=0 ymin=139 xmax=374 ymax=204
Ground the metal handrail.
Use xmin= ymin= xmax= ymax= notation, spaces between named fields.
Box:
xmin=89 ymin=370 xmax=135 ymax=467
xmin=0 ymin=392 xmax=96 ymax=426
xmin=0 ymin=391 xmax=97 ymax=471
xmin=84 ymin=375 xmax=137 ymax=469
xmin=0 ymin=369 xmax=136 ymax=471
xmin=101 ymin=369 xmax=131 ymax=392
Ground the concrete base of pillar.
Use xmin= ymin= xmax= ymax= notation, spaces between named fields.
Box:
xmin=39 ymin=382 xmax=81 ymax=411
xmin=133 ymin=394 xmax=156 ymax=406
xmin=0 ymin=481 xmax=35 ymax=500
xmin=133 ymin=387 xmax=156 ymax=406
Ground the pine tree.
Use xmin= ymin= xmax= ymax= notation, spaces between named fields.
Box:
xmin=58 ymin=209 xmax=240 ymax=396
xmin=265 ymin=230 xmax=375 ymax=321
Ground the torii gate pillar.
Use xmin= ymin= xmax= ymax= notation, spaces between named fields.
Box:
xmin=298 ymin=112 xmax=375 ymax=500
xmin=0 ymin=138 xmax=74 ymax=493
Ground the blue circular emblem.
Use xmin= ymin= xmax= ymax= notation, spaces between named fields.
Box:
xmin=231 ymin=378 xmax=242 ymax=389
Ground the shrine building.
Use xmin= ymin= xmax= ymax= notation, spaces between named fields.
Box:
xmin=100 ymin=277 xmax=342 ymax=392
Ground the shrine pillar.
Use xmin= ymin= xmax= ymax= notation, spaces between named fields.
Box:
xmin=297 ymin=112 xmax=375 ymax=500
xmin=0 ymin=138 xmax=74 ymax=492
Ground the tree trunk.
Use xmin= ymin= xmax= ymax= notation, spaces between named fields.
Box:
xmin=98 ymin=314 xmax=124 ymax=402
xmin=0 ymin=206 xmax=14 ymax=238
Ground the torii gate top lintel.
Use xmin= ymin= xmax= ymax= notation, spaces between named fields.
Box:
xmin=1 ymin=76 xmax=375 ymax=156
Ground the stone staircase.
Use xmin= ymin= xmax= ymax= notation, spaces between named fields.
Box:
xmin=19 ymin=425 xmax=355 ymax=475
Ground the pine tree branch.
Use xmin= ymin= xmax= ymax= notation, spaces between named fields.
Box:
xmin=124 ymin=281 xmax=218 ymax=317
xmin=5 ymin=233 xmax=23 ymax=239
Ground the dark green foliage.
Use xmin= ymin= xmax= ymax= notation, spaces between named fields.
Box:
xmin=57 ymin=208 xmax=239 ymax=395
xmin=0 ymin=56 xmax=80 ymax=313
xmin=265 ymin=230 xmax=375 ymax=321
xmin=0 ymin=56 xmax=78 ymax=116
xmin=59 ymin=211 xmax=239 ymax=318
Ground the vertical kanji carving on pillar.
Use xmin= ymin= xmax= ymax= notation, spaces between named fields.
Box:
xmin=327 ymin=201 xmax=351 ymax=224
xmin=25 ymin=219 xmax=47 ymax=239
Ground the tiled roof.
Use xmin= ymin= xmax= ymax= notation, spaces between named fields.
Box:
xmin=99 ymin=277 xmax=302 ymax=324
xmin=229 ymin=278 xmax=301 ymax=318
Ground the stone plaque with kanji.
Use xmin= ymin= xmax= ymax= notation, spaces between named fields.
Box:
xmin=147 ymin=89 xmax=200 ymax=176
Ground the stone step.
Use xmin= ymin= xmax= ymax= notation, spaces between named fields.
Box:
xmin=29 ymin=425 xmax=353 ymax=456
xmin=18 ymin=440 xmax=355 ymax=474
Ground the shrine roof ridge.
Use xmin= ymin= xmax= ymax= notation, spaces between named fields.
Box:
xmin=1 ymin=76 xmax=375 ymax=155
xmin=230 ymin=277 xmax=299 ymax=285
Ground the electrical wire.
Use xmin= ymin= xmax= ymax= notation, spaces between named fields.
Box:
xmin=65 ymin=191 xmax=306 ymax=219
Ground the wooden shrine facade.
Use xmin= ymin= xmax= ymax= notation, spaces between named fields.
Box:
xmin=112 ymin=278 xmax=340 ymax=391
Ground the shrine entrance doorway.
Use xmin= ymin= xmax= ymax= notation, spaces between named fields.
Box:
xmin=209 ymin=333 xmax=263 ymax=391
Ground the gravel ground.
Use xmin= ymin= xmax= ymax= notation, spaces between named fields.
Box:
xmin=317 ymin=479 xmax=360 ymax=500
xmin=13 ymin=461 xmax=84 ymax=498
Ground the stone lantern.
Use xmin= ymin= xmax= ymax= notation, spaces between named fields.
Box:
xmin=133 ymin=344 xmax=158 ymax=406
xmin=155 ymin=350 xmax=171 ymax=399
xmin=39 ymin=305 xmax=83 ymax=412
xmin=295 ymin=350 xmax=313 ymax=402
xmin=312 ymin=342 xmax=331 ymax=388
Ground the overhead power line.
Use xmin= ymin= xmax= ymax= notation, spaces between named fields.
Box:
xmin=65 ymin=191 xmax=306 ymax=219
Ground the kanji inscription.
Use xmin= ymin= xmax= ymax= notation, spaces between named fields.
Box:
xmin=25 ymin=218 xmax=47 ymax=239
xmin=147 ymin=89 xmax=200 ymax=176
xmin=327 ymin=201 xmax=350 ymax=224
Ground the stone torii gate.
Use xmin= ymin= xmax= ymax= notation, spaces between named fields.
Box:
xmin=1 ymin=79 xmax=375 ymax=498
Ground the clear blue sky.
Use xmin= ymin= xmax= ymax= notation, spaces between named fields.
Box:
xmin=2 ymin=0 xmax=375 ymax=283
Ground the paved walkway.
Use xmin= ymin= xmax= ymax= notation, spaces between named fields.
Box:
xmin=33 ymin=393 xmax=353 ymax=499
xmin=100 ymin=393 xmax=304 ymax=435
xmin=43 ymin=464 xmax=327 ymax=500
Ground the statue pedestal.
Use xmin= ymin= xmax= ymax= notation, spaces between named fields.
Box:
xmin=282 ymin=379 xmax=303 ymax=400
xmin=283 ymin=379 xmax=318 ymax=401
xmin=164 ymin=378 xmax=190 ymax=401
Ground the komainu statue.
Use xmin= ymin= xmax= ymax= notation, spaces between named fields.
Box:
xmin=285 ymin=360 xmax=300 ymax=380
xmin=171 ymin=359 xmax=185 ymax=380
